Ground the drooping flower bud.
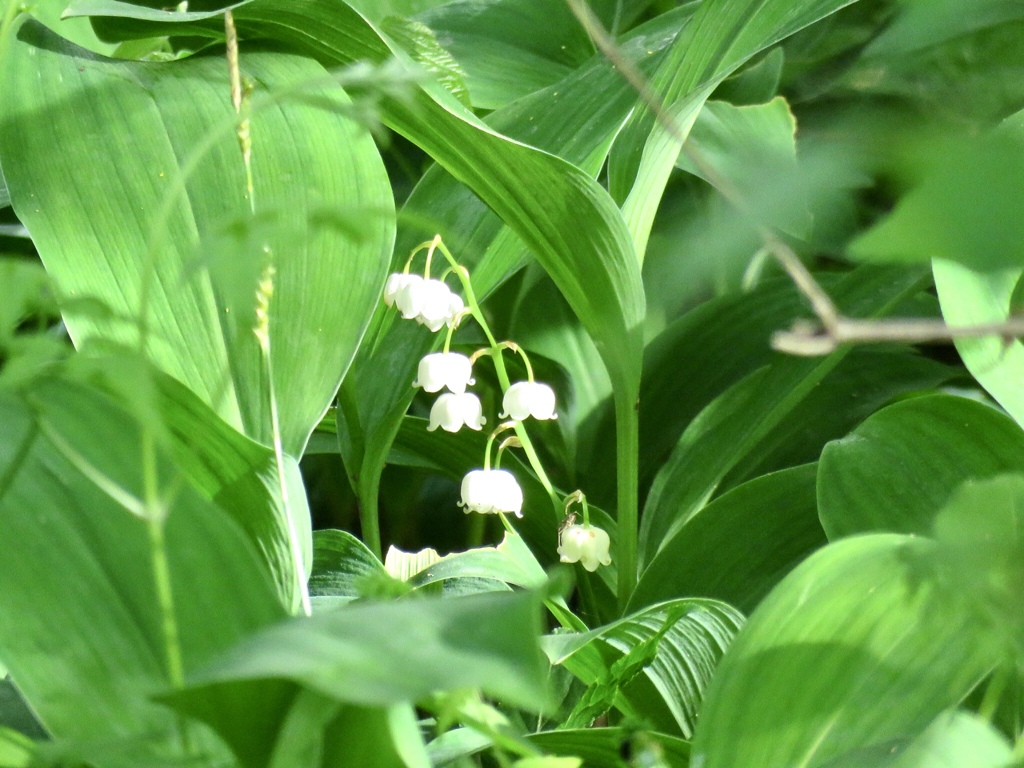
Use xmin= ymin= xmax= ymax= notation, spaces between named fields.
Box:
xmin=500 ymin=381 xmax=557 ymax=421
xmin=427 ymin=392 xmax=486 ymax=433
xmin=458 ymin=468 xmax=524 ymax=517
xmin=557 ymin=523 xmax=611 ymax=572
xmin=413 ymin=353 xmax=475 ymax=394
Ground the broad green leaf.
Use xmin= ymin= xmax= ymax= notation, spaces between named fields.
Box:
xmin=544 ymin=599 xmax=743 ymax=737
xmin=0 ymin=379 xmax=285 ymax=761
xmin=150 ymin=372 xmax=311 ymax=612
xmin=847 ymin=4 xmax=1024 ymax=121
xmin=407 ymin=532 xmax=547 ymax=591
xmin=609 ymin=0 xmax=860 ymax=259
xmin=677 ymin=97 xmax=810 ymax=237
xmin=632 ymin=464 xmax=825 ymax=614
xmin=850 ymin=133 xmax=1024 ymax=271
xmin=638 ymin=265 xmax=933 ymax=565
xmin=309 ymin=529 xmax=387 ymax=605
xmin=933 ymin=258 xmax=1024 ymax=428
xmin=171 ymin=590 xmax=549 ymax=711
xmin=864 ymin=0 xmax=1024 ymax=56
xmin=691 ymin=536 xmax=996 ymax=768
xmin=818 ymin=395 xmax=1024 ymax=540
xmin=416 ymin=0 xmax=595 ymax=109
xmin=70 ymin=0 xmax=645 ymax=403
xmin=0 ymin=18 xmax=395 ymax=457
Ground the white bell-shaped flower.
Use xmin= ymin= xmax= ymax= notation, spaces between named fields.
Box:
xmin=414 ymin=279 xmax=456 ymax=332
xmin=500 ymin=381 xmax=557 ymax=421
xmin=413 ymin=352 xmax=475 ymax=394
xmin=383 ymin=273 xmax=415 ymax=308
xmin=395 ymin=274 xmax=428 ymax=319
xmin=427 ymin=392 xmax=486 ymax=433
xmin=558 ymin=523 xmax=612 ymax=572
xmin=459 ymin=469 xmax=524 ymax=517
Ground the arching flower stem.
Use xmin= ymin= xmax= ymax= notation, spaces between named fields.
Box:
xmin=484 ymin=422 xmax=518 ymax=471
xmin=402 ymin=234 xmax=443 ymax=276
xmin=563 ymin=489 xmax=591 ymax=526
xmin=434 ymin=239 xmax=561 ymax=517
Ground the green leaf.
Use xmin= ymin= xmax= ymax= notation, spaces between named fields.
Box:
xmin=850 ymin=133 xmax=1024 ymax=271
xmin=631 ymin=464 xmax=825 ymax=614
xmin=415 ymin=0 xmax=596 ymax=110
xmin=173 ymin=590 xmax=549 ymax=711
xmin=691 ymin=536 xmax=996 ymax=768
xmin=888 ymin=711 xmax=1013 ymax=768
xmin=639 ymin=279 xmax=945 ymax=566
xmin=0 ymin=18 xmax=396 ymax=456
xmin=677 ymin=97 xmax=811 ymax=237
xmin=380 ymin=16 xmax=471 ymax=108
xmin=528 ymin=728 xmax=691 ymax=768
xmin=933 ymin=258 xmax=1024 ymax=428
xmin=406 ymin=532 xmax=547 ymax=591
xmin=609 ymin=0 xmax=860 ymax=258
xmin=70 ymin=0 xmax=645 ymax=399
xmin=0 ymin=379 xmax=285 ymax=760
xmin=818 ymin=394 xmax=1024 ymax=540
xmin=309 ymin=529 xmax=387 ymax=604
xmin=427 ymin=726 xmax=692 ymax=768
xmin=928 ymin=474 xmax=1024 ymax=658
xmin=544 ymin=599 xmax=743 ymax=737
xmin=0 ymin=727 xmax=33 ymax=768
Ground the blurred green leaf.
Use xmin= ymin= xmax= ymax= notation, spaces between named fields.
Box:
xmin=0 ymin=18 xmax=395 ymax=456
xmin=0 ymin=378 xmax=285 ymax=762
xmin=610 ymin=0 xmax=861 ymax=259
xmin=545 ymin=599 xmax=743 ymax=737
xmin=818 ymin=394 xmax=1024 ymax=540
xmin=0 ymin=727 xmax=33 ymax=768
xmin=632 ymin=464 xmax=825 ymax=614
xmin=691 ymin=536 xmax=996 ymax=768
xmin=933 ymin=258 xmax=1024 ymax=429
xmin=529 ymin=728 xmax=690 ymax=768
xmin=170 ymin=590 xmax=549 ymax=710
xmin=928 ymin=474 xmax=1024 ymax=658
xmin=891 ymin=711 xmax=1012 ymax=768
xmin=678 ymin=97 xmax=811 ymax=237
xmin=851 ymin=133 xmax=1024 ymax=271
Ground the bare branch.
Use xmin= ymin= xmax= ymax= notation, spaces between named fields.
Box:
xmin=564 ymin=0 xmax=1024 ymax=356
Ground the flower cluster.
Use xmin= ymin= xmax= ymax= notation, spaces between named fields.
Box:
xmin=384 ymin=274 xmax=464 ymax=332
xmin=381 ymin=235 xmax=610 ymax=571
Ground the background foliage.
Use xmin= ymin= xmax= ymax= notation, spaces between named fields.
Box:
xmin=2 ymin=0 xmax=1024 ymax=766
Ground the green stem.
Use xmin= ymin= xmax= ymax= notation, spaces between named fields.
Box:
xmin=435 ymin=243 xmax=562 ymax=519
xmin=359 ymin=472 xmax=383 ymax=560
xmin=265 ymin=341 xmax=312 ymax=616
xmin=142 ymin=431 xmax=185 ymax=689
xmin=614 ymin=388 xmax=639 ymax=613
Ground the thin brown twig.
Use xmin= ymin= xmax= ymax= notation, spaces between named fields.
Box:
xmin=565 ymin=0 xmax=1024 ymax=356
